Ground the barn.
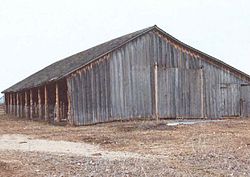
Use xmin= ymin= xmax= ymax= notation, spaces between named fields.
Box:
xmin=2 ymin=25 xmax=250 ymax=125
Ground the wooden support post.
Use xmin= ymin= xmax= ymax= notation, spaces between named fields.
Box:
xmin=154 ymin=63 xmax=159 ymax=121
xmin=11 ymin=93 xmax=15 ymax=115
xmin=38 ymin=88 xmax=42 ymax=119
xmin=67 ymin=80 xmax=73 ymax=125
xmin=8 ymin=93 xmax=10 ymax=114
xmin=19 ymin=93 xmax=23 ymax=117
xmin=21 ymin=93 xmax=24 ymax=117
xmin=19 ymin=93 xmax=22 ymax=117
xmin=16 ymin=93 xmax=19 ymax=117
xmin=5 ymin=93 xmax=8 ymax=114
xmin=55 ymin=82 xmax=60 ymax=123
xmin=44 ymin=85 xmax=49 ymax=121
xmin=25 ymin=91 xmax=28 ymax=118
xmin=9 ymin=93 xmax=12 ymax=115
xmin=13 ymin=93 xmax=16 ymax=116
xmin=12 ymin=93 xmax=14 ymax=115
xmin=9 ymin=93 xmax=11 ymax=114
xmin=30 ymin=90 xmax=33 ymax=119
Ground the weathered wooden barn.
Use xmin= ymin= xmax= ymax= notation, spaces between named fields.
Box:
xmin=2 ymin=25 xmax=250 ymax=125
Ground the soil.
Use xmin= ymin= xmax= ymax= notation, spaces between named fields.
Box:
xmin=1 ymin=115 xmax=250 ymax=176
xmin=0 ymin=134 xmax=158 ymax=160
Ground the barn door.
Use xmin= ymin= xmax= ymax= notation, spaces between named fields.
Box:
xmin=156 ymin=67 xmax=203 ymax=118
xmin=240 ymin=85 xmax=250 ymax=117
xmin=220 ymin=84 xmax=240 ymax=117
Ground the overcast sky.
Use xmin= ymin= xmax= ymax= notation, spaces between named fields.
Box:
xmin=0 ymin=0 xmax=250 ymax=96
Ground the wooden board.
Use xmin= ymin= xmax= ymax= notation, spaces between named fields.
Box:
xmin=157 ymin=68 xmax=204 ymax=118
xmin=220 ymin=84 xmax=240 ymax=117
xmin=241 ymin=85 xmax=250 ymax=117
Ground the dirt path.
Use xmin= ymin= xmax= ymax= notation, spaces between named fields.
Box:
xmin=0 ymin=134 xmax=174 ymax=176
xmin=1 ymin=116 xmax=250 ymax=176
xmin=0 ymin=134 xmax=156 ymax=160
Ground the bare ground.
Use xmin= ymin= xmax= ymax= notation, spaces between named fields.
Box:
xmin=0 ymin=115 xmax=250 ymax=176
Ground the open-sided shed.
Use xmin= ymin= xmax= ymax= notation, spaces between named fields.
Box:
xmin=2 ymin=25 xmax=250 ymax=125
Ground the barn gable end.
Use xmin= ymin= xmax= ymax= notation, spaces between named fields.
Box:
xmin=149 ymin=30 xmax=249 ymax=118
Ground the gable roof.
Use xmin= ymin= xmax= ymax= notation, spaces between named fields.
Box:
xmin=2 ymin=26 xmax=154 ymax=93
xmin=3 ymin=25 xmax=250 ymax=93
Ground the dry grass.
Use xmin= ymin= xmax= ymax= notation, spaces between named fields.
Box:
xmin=1 ymin=115 xmax=250 ymax=176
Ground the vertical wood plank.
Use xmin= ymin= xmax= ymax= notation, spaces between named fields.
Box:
xmin=154 ymin=63 xmax=158 ymax=120
xmin=200 ymin=69 xmax=204 ymax=118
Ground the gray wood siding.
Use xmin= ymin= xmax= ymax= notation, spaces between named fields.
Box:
xmin=157 ymin=68 xmax=203 ymax=118
xmin=241 ymin=85 xmax=250 ymax=117
xmin=220 ymin=84 xmax=241 ymax=117
xmin=67 ymin=31 xmax=249 ymax=125
xmin=151 ymin=31 xmax=248 ymax=118
xmin=67 ymin=56 xmax=112 ymax=125
xmin=67 ymin=34 xmax=153 ymax=125
xmin=109 ymin=35 xmax=152 ymax=119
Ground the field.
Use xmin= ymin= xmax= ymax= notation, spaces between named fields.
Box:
xmin=0 ymin=115 xmax=250 ymax=176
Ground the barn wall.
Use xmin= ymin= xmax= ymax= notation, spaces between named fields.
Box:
xmin=109 ymin=34 xmax=153 ymax=119
xmin=67 ymin=56 xmax=112 ymax=125
xmin=67 ymin=30 xmax=249 ymax=125
xmin=151 ymin=31 xmax=248 ymax=118
xmin=67 ymin=33 xmax=154 ymax=125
